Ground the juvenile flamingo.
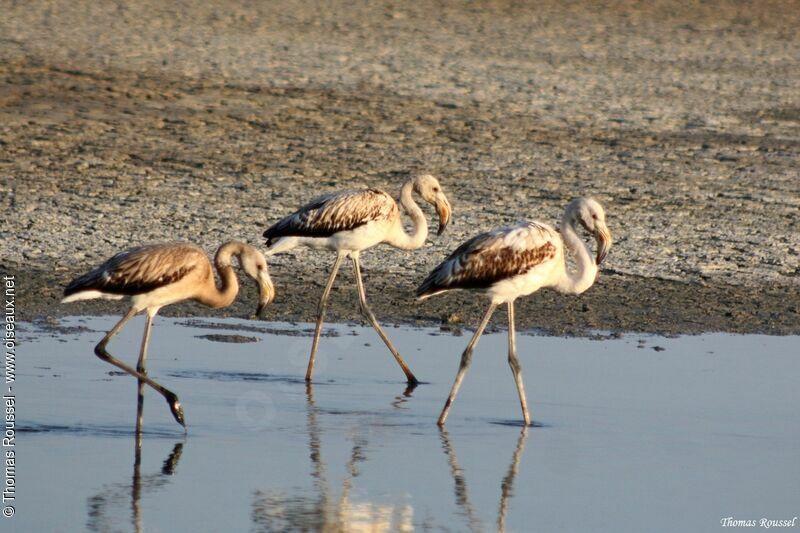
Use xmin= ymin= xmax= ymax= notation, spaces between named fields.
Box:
xmin=417 ymin=197 xmax=612 ymax=426
xmin=62 ymin=241 xmax=275 ymax=427
xmin=263 ymin=174 xmax=452 ymax=385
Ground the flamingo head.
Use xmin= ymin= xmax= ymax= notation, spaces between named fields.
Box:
xmin=568 ymin=197 xmax=612 ymax=265
xmin=240 ymin=247 xmax=276 ymax=317
xmin=413 ymin=174 xmax=452 ymax=235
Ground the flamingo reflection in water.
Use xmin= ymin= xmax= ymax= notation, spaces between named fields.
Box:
xmin=251 ymin=384 xmax=414 ymax=532
xmin=86 ymin=434 xmax=184 ymax=533
xmin=439 ymin=428 xmax=529 ymax=533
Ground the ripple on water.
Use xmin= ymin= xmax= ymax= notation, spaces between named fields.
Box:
xmin=17 ymin=423 xmax=179 ymax=439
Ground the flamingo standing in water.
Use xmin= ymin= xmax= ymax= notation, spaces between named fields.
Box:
xmin=263 ymin=174 xmax=453 ymax=385
xmin=417 ymin=197 xmax=612 ymax=426
xmin=62 ymin=241 xmax=275 ymax=427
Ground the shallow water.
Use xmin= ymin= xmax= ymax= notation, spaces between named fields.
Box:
xmin=12 ymin=317 xmax=800 ymax=532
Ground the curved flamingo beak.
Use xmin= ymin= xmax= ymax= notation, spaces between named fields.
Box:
xmin=595 ymin=224 xmax=612 ymax=265
xmin=165 ymin=393 xmax=185 ymax=427
xmin=435 ymin=194 xmax=452 ymax=236
xmin=254 ymin=271 xmax=275 ymax=318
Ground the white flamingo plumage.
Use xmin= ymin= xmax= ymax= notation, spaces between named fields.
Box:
xmin=417 ymin=197 xmax=612 ymax=426
xmin=61 ymin=241 xmax=275 ymax=427
xmin=263 ymin=174 xmax=453 ymax=385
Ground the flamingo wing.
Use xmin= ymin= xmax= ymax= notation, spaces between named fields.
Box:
xmin=417 ymin=222 xmax=559 ymax=298
xmin=263 ymin=188 xmax=397 ymax=245
xmin=64 ymin=243 xmax=208 ymax=297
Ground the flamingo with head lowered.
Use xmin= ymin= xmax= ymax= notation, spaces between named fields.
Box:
xmin=62 ymin=241 xmax=275 ymax=428
xmin=417 ymin=197 xmax=612 ymax=426
xmin=263 ymin=174 xmax=453 ymax=385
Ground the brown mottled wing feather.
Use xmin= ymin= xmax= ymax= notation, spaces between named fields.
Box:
xmin=417 ymin=222 xmax=558 ymax=297
xmin=263 ymin=188 xmax=397 ymax=245
xmin=64 ymin=243 xmax=208 ymax=297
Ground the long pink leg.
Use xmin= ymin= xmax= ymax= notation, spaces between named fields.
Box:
xmin=351 ymin=255 xmax=418 ymax=385
xmin=94 ymin=308 xmax=185 ymax=427
xmin=438 ymin=303 xmax=497 ymax=426
xmin=306 ymin=253 xmax=345 ymax=382
xmin=135 ymin=313 xmax=154 ymax=433
xmin=507 ymin=301 xmax=531 ymax=426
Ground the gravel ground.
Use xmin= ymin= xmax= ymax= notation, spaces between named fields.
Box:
xmin=1 ymin=0 xmax=798 ymax=334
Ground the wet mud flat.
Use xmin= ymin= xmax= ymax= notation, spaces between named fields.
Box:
xmin=15 ymin=267 xmax=800 ymax=336
xmin=1 ymin=0 xmax=799 ymax=335
xmin=16 ymin=317 xmax=800 ymax=532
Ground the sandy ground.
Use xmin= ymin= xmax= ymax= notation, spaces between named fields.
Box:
xmin=1 ymin=0 xmax=798 ymax=334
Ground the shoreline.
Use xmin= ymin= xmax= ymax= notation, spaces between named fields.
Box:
xmin=11 ymin=264 xmax=799 ymax=336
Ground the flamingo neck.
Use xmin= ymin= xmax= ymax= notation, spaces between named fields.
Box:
xmin=388 ymin=180 xmax=428 ymax=250
xmin=201 ymin=242 xmax=243 ymax=308
xmin=556 ymin=215 xmax=597 ymax=295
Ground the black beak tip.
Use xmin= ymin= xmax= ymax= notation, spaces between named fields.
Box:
xmin=169 ymin=401 xmax=185 ymax=427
